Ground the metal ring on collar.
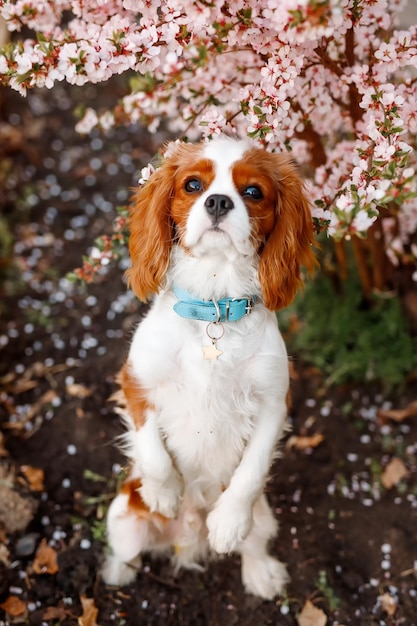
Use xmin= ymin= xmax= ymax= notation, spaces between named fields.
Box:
xmin=206 ymin=322 xmax=225 ymax=340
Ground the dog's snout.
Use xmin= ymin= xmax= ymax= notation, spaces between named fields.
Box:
xmin=205 ymin=194 xmax=234 ymax=222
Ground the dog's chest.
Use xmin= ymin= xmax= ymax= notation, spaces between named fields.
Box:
xmin=148 ymin=318 xmax=262 ymax=478
xmin=160 ymin=329 xmax=254 ymax=451
xmin=129 ymin=294 xmax=283 ymax=481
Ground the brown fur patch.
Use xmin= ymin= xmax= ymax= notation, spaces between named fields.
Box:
xmin=120 ymin=478 xmax=168 ymax=524
xmin=118 ymin=362 xmax=154 ymax=428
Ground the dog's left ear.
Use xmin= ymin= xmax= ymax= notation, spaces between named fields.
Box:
xmin=125 ymin=154 xmax=178 ymax=302
xmin=258 ymin=154 xmax=317 ymax=311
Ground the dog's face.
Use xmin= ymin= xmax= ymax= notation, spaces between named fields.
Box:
xmin=169 ymin=140 xmax=277 ymax=258
xmin=127 ymin=138 xmax=316 ymax=309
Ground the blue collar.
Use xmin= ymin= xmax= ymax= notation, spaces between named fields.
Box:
xmin=173 ymin=286 xmax=256 ymax=322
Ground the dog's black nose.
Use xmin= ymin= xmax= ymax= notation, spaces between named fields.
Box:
xmin=205 ymin=194 xmax=234 ymax=222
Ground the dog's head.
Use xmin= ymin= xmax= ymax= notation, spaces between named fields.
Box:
xmin=127 ymin=138 xmax=316 ymax=310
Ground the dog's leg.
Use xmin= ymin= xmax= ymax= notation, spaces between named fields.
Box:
xmin=207 ymin=390 xmax=287 ymax=554
xmin=131 ymin=411 xmax=184 ymax=518
xmin=101 ymin=479 xmax=171 ymax=586
xmin=101 ymin=490 xmax=151 ymax=586
xmin=238 ymin=494 xmax=289 ymax=600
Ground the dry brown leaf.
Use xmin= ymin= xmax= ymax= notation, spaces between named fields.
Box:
xmin=380 ymin=592 xmax=397 ymax=616
xmin=0 ymin=432 xmax=7 ymax=457
xmin=33 ymin=539 xmax=59 ymax=575
xmin=20 ymin=465 xmax=45 ymax=491
xmin=0 ymin=394 xmax=16 ymax=417
xmin=4 ymin=389 xmax=58 ymax=431
xmin=0 ymin=361 xmax=81 ymax=395
xmin=0 ymin=371 xmax=36 ymax=394
xmin=0 ymin=372 xmax=16 ymax=386
xmin=297 ymin=599 xmax=327 ymax=626
xmin=43 ymin=606 xmax=67 ymax=621
xmin=378 ymin=400 xmax=417 ymax=423
xmin=66 ymin=383 xmax=93 ymax=399
xmin=0 ymin=543 xmax=10 ymax=567
xmin=0 ymin=595 xmax=27 ymax=617
xmin=76 ymin=407 xmax=86 ymax=418
xmin=78 ymin=596 xmax=101 ymax=626
xmin=382 ymin=458 xmax=408 ymax=489
xmin=287 ymin=433 xmax=324 ymax=451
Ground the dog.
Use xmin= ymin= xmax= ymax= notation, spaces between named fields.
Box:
xmin=101 ymin=137 xmax=316 ymax=600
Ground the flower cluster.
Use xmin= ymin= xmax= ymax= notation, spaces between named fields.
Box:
xmin=1 ymin=0 xmax=417 ymax=282
xmin=68 ymin=208 xmax=129 ymax=283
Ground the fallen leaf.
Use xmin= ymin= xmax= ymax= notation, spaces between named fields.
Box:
xmin=378 ymin=400 xmax=417 ymax=423
xmin=297 ymin=599 xmax=327 ymax=626
xmin=33 ymin=539 xmax=59 ymax=574
xmin=0 ymin=543 xmax=10 ymax=566
xmin=0 ymin=432 xmax=7 ymax=457
xmin=20 ymin=465 xmax=45 ymax=491
xmin=0 ymin=393 xmax=16 ymax=417
xmin=78 ymin=596 xmax=101 ymax=626
xmin=382 ymin=457 xmax=408 ymax=489
xmin=66 ymin=383 xmax=92 ymax=399
xmin=4 ymin=389 xmax=58 ymax=431
xmin=287 ymin=433 xmax=324 ymax=451
xmin=0 ymin=361 xmax=81 ymax=395
xmin=0 ymin=595 xmax=27 ymax=617
xmin=43 ymin=606 xmax=67 ymax=620
xmin=380 ymin=592 xmax=397 ymax=616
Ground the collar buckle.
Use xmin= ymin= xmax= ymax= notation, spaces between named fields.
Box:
xmin=245 ymin=297 xmax=254 ymax=315
xmin=233 ymin=296 xmax=254 ymax=316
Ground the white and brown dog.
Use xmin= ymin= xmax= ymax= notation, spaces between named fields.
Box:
xmin=101 ymin=138 xmax=315 ymax=600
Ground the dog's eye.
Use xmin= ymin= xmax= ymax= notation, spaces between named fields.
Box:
xmin=185 ymin=178 xmax=202 ymax=193
xmin=242 ymin=185 xmax=263 ymax=200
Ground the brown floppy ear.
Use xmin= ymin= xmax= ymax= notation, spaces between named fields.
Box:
xmin=258 ymin=155 xmax=317 ymax=311
xmin=125 ymin=158 xmax=177 ymax=302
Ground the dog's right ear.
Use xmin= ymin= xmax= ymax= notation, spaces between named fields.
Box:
xmin=125 ymin=155 xmax=178 ymax=302
xmin=257 ymin=153 xmax=317 ymax=310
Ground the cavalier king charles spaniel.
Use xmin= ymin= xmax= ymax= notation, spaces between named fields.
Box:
xmin=101 ymin=138 xmax=316 ymax=600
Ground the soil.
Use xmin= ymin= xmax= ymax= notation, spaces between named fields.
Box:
xmin=0 ymin=81 xmax=416 ymax=626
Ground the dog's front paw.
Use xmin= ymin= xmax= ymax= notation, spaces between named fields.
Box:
xmin=140 ymin=472 xmax=183 ymax=518
xmin=207 ymin=497 xmax=252 ymax=554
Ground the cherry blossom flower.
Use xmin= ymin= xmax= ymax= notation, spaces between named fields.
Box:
xmin=0 ymin=0 xmax=416 ymax=279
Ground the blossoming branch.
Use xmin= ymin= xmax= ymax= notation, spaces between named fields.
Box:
xmin=1 ymin=0 xmax=416 ymax=287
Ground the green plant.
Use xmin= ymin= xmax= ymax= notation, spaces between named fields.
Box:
xmin=316 ymin=569 xmax=340 ymax=611
xmin=281 ymin=264 xmax=417 ymax=390
xmin=91 ymin=518 xmax=108 ymax=542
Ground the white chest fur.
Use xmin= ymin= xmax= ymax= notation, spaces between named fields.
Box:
xmin=127 ymin=291 xmax=288 ymax=498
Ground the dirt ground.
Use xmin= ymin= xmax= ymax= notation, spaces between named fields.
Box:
xmin=0 ymin=82 xmax=416 ymax=626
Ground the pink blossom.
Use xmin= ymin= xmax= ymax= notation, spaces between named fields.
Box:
xmin=352 ymin=210 xmax=378 ymax=233
xmin=0 ymin=0 xmax=416 ymax=268
xmin=138 ymin=164 xmax=156 ymax=185
xmin=75 ymin=108 xmax=99 ymax=134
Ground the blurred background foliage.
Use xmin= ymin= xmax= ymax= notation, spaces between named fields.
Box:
xmin=280 ymin=238 xmax=417 ymax=391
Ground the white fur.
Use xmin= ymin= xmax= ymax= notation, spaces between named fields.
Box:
xmin=184 ymin=140 xmax=253 ymax=256
xmin=103 ymin=139 xmax=290 ymax=599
